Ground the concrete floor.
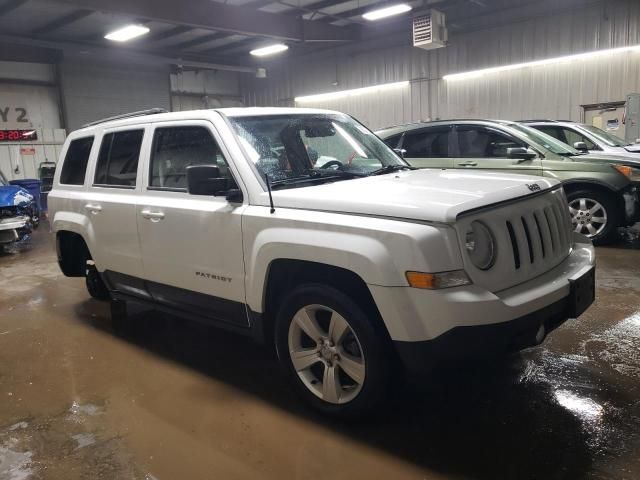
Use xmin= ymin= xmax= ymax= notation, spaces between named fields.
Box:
xmin=1 ymin=225 xmax=639 ymax=480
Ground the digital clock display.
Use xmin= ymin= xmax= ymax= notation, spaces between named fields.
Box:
xmin=0 ymin=130 xmax=37 ymax=142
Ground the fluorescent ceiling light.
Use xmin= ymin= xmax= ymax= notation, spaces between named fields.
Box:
xmin=362 ymin=3 xmax=412 ymax=21
xmin=250 ymin=44 xmax=289 ymax=57
xmin=444 ymin=44 xmax=640 ymax=81
xmin=295 ymin=80 xmax=409 ymax=103
xmin=104 ymin=24 xmax=150 ymax=42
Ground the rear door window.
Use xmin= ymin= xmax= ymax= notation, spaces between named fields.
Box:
xmin=94 ymin=130 xmax=144 ymax=187
xmin=60 ymin=137 xmax=94 ymax=185
xmin=402 ymin=128 xmax=450 ymax=158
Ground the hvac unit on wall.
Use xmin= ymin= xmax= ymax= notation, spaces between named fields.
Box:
xmin=412 ymin=9 xmax=448 ymax=50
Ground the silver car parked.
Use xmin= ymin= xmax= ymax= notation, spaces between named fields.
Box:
xmin=522 ymin=120 xmax=640 ymax=160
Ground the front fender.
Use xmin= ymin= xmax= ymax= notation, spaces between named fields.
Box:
xmin=242 ymin=207 xmax=463 ymax=312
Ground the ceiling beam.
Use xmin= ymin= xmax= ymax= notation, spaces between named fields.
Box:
xmin=31 ymin=9 xmax=93 ymax=35
xmin=0 ymin=33 xmax=261 ymax=73
xmin=303 ymin=0 xmax=350 ymax=12
xmin=204 ymin=37 xmax=260 ymax=55
xmin=171 ymin=32 xmax=229 ymax=50
xmin=146 ymin=25 xmax=192 ymax=42
xmin=0 ymin=0 xmax=29 ymax=17
xmin=243 ymin=0 xmax=278 ymax=9
xmin=50 ymin=0 xmax=359 ymax=42
xmin=317 ymin=3 xmax=389 ymax=23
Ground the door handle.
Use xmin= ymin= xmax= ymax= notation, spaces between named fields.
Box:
xmin=141 ymin=209 xmax=165 ymax=221
xmin=458 ymin=161 xmax=478 ymax=167
xmin=84 ymin=203 xmax=102 ymax=214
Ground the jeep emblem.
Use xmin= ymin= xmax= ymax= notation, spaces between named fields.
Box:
xmin=526 ymin=183 xmax=541 ymax=192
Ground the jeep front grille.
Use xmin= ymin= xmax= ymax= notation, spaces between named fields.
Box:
xmin=457 ymin=188 xmax=573 ymax=292
xmin=504 ymin=198 xmax=572 ymax=271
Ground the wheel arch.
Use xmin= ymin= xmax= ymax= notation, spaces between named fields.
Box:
xmin=56 ymin=230 xmax=91 ymax=277
xmin=562 ymin=181 xmax=625 ymax=215
xmin=259 ymin=259 xmax=391 ymax=346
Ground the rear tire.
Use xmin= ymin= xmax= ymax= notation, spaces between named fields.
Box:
xmin=85 ymin=264 xmax=110 ymax=300
xmin=274 ymin=284 xmax=392 ymax=418
xmin=565 ymin=189 xmax=620 ymax=245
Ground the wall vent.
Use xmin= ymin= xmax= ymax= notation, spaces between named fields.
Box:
xmin=413 ymin=9 xmax=447 ymax=50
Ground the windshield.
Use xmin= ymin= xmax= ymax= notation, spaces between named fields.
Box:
xmin=503 ymin=122 xmax=579 ymax=156
xmin=581 ymin=124 xmax=630 ymax=147
xmin=227 ymin=113 xmax=406 ymax=187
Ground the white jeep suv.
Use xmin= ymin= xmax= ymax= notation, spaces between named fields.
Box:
xmin=49 ymin=108 xmax=595 ymax=417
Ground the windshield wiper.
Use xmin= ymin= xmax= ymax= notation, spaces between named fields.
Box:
xmin=270 ymin=171 xmax=362 ymax=189
xmin=368 ymin=164 xmax=416 ymax=176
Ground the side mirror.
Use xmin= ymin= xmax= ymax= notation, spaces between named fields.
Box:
xmin=573 ymin=141 xmax=589 ymax=152
xmin=224 ymin=189 xmax=243 ymax=203
xmin=186 ymin=165 xmax=227 ymax=196
xmin=393 ymin=148 xmax=406 ymax=158
xmin=507 ymin=147 xmax=537 ymax=160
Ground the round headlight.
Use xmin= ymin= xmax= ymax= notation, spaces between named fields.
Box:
xmin=465 ymin=221 xmax=496 ymax=270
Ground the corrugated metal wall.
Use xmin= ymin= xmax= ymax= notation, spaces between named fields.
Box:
xmin=170 ymin=69 xmax=244 ymax=110
xmin=60 ymin=61 xmax=171 ymax=130
xmin=241 ymin=0 xmax=640 ymax=129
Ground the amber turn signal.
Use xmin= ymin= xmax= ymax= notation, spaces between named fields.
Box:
xmin=614 ymin=165 xmax=633 ymax=178
xmin=406 ymin=272 xmax=435 ymax=289
xmin=406 ymin=270 xmax=471 ymax=289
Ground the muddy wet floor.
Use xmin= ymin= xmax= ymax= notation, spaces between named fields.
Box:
xmin=1 ymin=225 xmax=639 ymax=479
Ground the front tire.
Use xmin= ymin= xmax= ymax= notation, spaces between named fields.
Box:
xmin=275 ymin=284 xmax=391 ymax=418
xmin=566 ymin=189 xmax=619 ymax=245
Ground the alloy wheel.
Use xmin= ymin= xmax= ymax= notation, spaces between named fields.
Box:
xmin=568 ymin=197 xmax=608 ymax=237
xmin=287 ymin=304 xmax=366 ymax=404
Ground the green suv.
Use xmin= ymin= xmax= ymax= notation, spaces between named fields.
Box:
xmin=377 ymin=120 xmax=640 ymax=245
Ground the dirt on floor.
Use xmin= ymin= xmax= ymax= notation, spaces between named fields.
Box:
xmin=0 ymin=225 xmax=639 ymax=480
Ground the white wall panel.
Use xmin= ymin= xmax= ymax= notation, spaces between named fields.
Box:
xmin=241 ymin=0 xmax=640 ymax=129
xmin=0 ymin=84 xmax=61 ymax=129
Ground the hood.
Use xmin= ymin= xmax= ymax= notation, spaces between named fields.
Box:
xmin=0 ymin=186 xmax=33 ymax=207
xmin=270 ymin=169 xmax=559 ymax=223
xmin=625 ymin=144 xmax=640 ymax=154
xmin=576 ymin=152 xmax=640 ymax=167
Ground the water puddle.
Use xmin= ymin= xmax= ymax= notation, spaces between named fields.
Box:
xmin=581 ymin=312 xmax=640 ymax=378
xmin=0 ymin=438 xmax=33 ymax=480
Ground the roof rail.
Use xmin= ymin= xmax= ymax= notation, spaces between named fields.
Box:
xmin=518 ymin=119 xmax=558 ymax=123
xmin=82 ymin=108 xmax=168 ymax=128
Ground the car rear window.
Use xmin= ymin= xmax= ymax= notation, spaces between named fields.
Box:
xmin=94 ymin=130 xmax=144 ymax=187
xmin=59 ymin=137 xmax=94 ymax=185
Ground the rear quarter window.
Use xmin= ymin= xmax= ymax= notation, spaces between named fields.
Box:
xmin=59 ymin=137 xmax=94 ymax=185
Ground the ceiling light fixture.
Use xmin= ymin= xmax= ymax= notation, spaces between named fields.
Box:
xmin=250 ymin=44 xmax=289 ymax=57
xmin=444 ymin=44 xmax=640 ymax=81
xmin=295 ymin=80 xmax=409 ymax=103
xmin=362 ymin=3 xmax=412 ymax=21
xmin=104 ymin=24 xmax=150 ymax=42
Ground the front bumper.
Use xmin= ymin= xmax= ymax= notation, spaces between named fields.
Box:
xmin=394 ymin=291 xmax=580 ymax=376
xmin=0 ymin=216 xmax=30 ymax=243
xmin=622 ymin=184 xmax=640 ymax=225
xmin=368 ymin=234 xmax=595 ymax=372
